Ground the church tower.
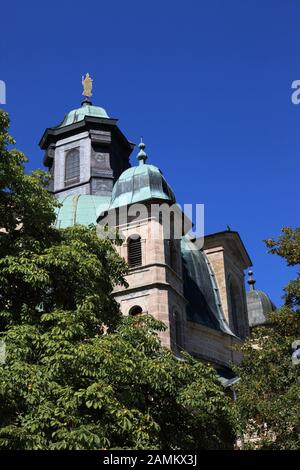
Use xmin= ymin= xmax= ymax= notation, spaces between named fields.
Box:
xmin=39 ymin=101 xmax=133 ymax=198
xmin=39 ymin=76 xmax=134 ymax=227
xmin=39 ymin=74 xmax=134 ymax=228
xmin=98 ymin=141 xmax=189 ymax=352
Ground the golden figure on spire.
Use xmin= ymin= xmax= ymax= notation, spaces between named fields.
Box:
xmin=82 ymin=73 xmax=93 ymax=97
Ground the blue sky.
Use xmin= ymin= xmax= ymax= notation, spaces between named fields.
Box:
xmin=1 ymin=0 xmax=299 ymax=305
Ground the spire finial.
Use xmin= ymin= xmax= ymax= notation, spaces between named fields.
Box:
xmin=137 ymin=137 xmax=148 ymax=165
xmin=248 ymin=270 xmax=256 ymax=291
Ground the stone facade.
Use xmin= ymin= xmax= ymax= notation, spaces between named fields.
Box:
xmin=186 ymin=321 xmax=242 ymax=367
xmin=204 ymin=232 xmax=251 ymax=339
xmin=104 ymin=211 xmax=250 ymax=367
xmin=111 ymin=213 xmax=187 ymax=351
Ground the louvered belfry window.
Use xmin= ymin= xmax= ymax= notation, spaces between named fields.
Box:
xmin=65 ymin=148 xmax=80 ymax=186
xmin=128 ymin=235 xmax=142 ymax=268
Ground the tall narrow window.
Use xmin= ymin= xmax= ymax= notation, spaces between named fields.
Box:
xmin=229 ymin=282 xmax=240 ymax=337
xmin=48 ymin=161 xmax=54 ymax=192
xmin=128 ymin=235 xmax=142 ymax=268
xmin=65 ymin=148 xmax=80 ymax=186
xmin=174 ymin=311 xmax=183 ymax=351
xmin=169 ymin=239 xmax=177 ymax=271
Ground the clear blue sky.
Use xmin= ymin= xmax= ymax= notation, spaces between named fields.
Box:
xmin=1 ymin=0 xmax=299 ymax=305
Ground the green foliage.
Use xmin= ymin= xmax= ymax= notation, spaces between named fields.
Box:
xmin=0 ymin=111 xmax=59 ymax=256
xmin=235 ymin=227 xmax=300 ymax=449
xmin=0 ymin=315 xmax=236 ymax=450
xmin=0 ymin=110 xmax=236 ymax=450
xmin=265 ymin=227 xmax=300 ymax=267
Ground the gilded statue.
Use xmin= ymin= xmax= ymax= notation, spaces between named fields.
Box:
xmin=82 ymin=73 xmax=93 ymax=97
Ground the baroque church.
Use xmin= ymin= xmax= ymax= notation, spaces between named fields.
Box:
xmin=39 ymin=80 xmax=275 ymax=380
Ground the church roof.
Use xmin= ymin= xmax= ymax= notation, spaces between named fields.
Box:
xmin=55 ymin=194 xmax=110 ymax=228
xmin=109 ymin=140 xmax=176 ymax=209
xmin=181 ymin=235 xmax=234 ymax=335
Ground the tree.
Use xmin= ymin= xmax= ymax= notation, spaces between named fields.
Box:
xmin=0 ymin=110 xmax=236 ymax=450
xmin=0 ymin=111 xmax=59 ymax=256
xmin=234 ymin=227 xmax=300 ymax=449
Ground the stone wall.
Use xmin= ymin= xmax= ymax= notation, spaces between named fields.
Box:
xmin=186 ymin=321 xmax=242 ymax=367
xmin=204 ymin=243 xmax=250 ymax=339
xmin=112 ymin=215 xmax=186 ymax=351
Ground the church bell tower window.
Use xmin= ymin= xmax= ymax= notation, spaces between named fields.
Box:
xmin=128 ymin=235 xmax=142 ymax=268
xmin=65 ymin=148 xmax=80 ymax=186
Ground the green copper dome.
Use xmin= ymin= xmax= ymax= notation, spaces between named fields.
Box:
xmin=110 ymin=140 xmax=176 ymax=209
xmin=110 ymin=163 xmax=176 ymax=209
xmin=58 ymin=103 xmax=109 ymax=127
xmin=55 ymin=195 xmax=111 ymax=228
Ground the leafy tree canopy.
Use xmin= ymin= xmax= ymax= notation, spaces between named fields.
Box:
xmin=235 ymin=227 xmax=300 ymax=449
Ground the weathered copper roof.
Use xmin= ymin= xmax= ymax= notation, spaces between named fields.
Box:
xmin=181 ymin=235 xmax=234 ymax=335
xmin=247 ymin=289 xmax=276 ymax=327
xmin=109 ymin=163 xmax=176 ymax=209
xmin=58 ymin=104 xmax=109 ymax=127
xmin=55 ymin=195 xmax=110 ymax=228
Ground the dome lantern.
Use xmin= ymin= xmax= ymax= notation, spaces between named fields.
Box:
xmin=247 ymin=270 xmax=256 ymax=291
xmin=137 ymin=138 xmax=148 ymax=165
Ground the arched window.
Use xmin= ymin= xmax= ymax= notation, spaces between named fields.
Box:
xmin=65 ymin=148 xmax=80 ymax=186
xmin=169 ymin=239 xmax=177 ymax=271
xmin=129 ymin=305 xmax=143 ymax=316
xmin=229 ymin=282 xmax=240 ymax=336
xmin=128 ymin=235 xmax=142 ymax=268
xmin=173 ymin=311 xmax=183 ymax=351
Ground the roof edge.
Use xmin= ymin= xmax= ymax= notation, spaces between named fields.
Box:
xmin=203 ymin=230 xmax=252 ymax=268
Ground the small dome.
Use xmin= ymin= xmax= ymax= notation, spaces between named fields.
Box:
xmin=110 ymin=163 xmax=176 ymax=209
xmin=247 ymin=290 xmax=276 ymax=327
xmin=55 ymin=194 xmax=110 ymax=228
xmin=110 ymin=140 xmax=175 ymax=209
xmin=246 ymin=271 xmax=276 ymax=327
xmin=58 ymin=103 xmax=109 ymax=128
